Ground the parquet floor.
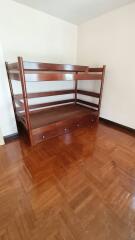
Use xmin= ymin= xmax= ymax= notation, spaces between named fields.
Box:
xmin=0 ymin=123 xmax=135 ymax=240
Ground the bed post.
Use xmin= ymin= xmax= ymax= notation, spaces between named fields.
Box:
xmin=18 ymin=57 xmax=33 ymax=145
xmin=5 ymin=62 xmax=19 ymax=132
xmin=98 ymin=65 xmax=106 ymax=118
xmin=75 ymin=75 xmax=78 ymax=104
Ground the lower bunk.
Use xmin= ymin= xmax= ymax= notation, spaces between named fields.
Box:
xmin=18 ymin=103 xmax=98 ymax=145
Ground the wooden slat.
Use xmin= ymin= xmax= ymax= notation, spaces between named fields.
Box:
xmin=9 ymin=72 xmax=20 ymax=81
xmin=23 ymin=61 xmax=88 ymax=72
xmin=76 ymin=73 xmax=102 ymax=80
xmin=25 ymin=73 xmax=76 ymax=81
xmin=14 ymin=90 xmax=75 ymax=100
xmin=28 ymin=89 xmax=74 ymax=98
xmin=17 ymin=99 xmax=74 ymax=111
xmin=77 ymin=90 xmax=100 ymax=98
xmin=77 ymin=99 xmax=99 ymax=109
xmin=88 ymin=68 xmax=104 ymax=72
xmin=6 ymin=63 xmax=18 ymax=71
xmin=28 ymin=99 xmax=74 ymax=110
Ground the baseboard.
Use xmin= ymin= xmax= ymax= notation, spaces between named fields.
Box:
xmin=4 ymin=133 xmax=19 ymax=143
xmin=100 ymin=117 xmax=135 ymax=135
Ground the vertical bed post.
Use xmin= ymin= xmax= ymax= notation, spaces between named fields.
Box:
xmin=98 ymin=65 xmax=106 ymax=118
xmin=5 ymin=62 xmax=19 ymax=132
xmin=75 ymin=74 xmax=78 ymax=104
xmin=18 ymin=57 xmax=33 ymax=145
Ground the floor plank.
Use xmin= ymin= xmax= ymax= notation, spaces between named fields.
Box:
xmin=0 ymin=123 xmax=135 ymax=239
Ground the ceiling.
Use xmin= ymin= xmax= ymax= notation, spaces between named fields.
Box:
xmin=14 ymin=0 xmax=135 ymax=24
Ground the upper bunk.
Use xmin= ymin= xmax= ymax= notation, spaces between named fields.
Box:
xmin=6 ymin=57 xmax=105 ymax=82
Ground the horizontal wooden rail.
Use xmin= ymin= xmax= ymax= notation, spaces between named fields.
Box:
xmin=6 ymin=63 xmax=18 ymax=71
xmin=10 ymin=72 xmax=103 ymax=82
xmin=9 ymin=72 xmax=20 ymax=81
xmin=77 ymin=90 xmax=100 ymax=98
xmin=28 ymin=99 xmax=74 ymax=109
xmin=23 ymin=61 xmax=88 ymax=72
xmin=88 ymin=68 xmax=104 ymax=72
xmin=17 ymin=99 xmax=74 ymax=111
xmin=14 ymin=89 xmax=75 ymax=100
xmin=25 ymin=73 xmax=76 ymax=81
xmin=77 ymin=99 xmax=99 ymax=109
xmin=76 ymin=73 xmax=102 ymax=80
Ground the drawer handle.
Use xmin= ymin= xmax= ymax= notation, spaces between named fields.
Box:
xmin=42 ymin=135 xmax=45 ymax=139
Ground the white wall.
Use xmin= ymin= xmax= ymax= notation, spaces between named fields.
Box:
xmin=1 ymin=0 xmax=135 ymax=135
xmin=0 ymin=43 xmax=16 ymax=136
xmin=78 ymin=2 xmax=135 ymax=129
xmin=0 ymin=0 xmax=77 ymax=136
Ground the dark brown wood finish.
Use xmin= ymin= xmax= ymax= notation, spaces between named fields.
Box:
xmin=88 ymin=67 xmax=104 ymax=72
xmin=77 ymin=89 xmax=100 ymax=98
xmin=9 ymin=72 xmax=20 ymax=81
xmin=14 ymin=89 xmax=75 ymax=100
xmin=18 ymin=57 xmax=33 ymax=143
xmin=75 ymin=77 xmax=78 ymax=104
xmin=23 ymin=61 xmax=88 ymax=72
xmin=6 ymin=57 xmax=106 ymax=145
xmin=1 ymin=123 xmax=135 ymax=239
xmin=6 ymin=62 xmax=18 ymax=71
xmin=98 ymin=65 xmax=106 ymax=117
xmin=76 ymin=73 xmax=102 ymax=80
xmin=25 ymin=99 xmax=75 ymax=111
xmin=24 ymin=72 xmax=76 ymax=81
xmin=77 ymin=99 xmax=99 ymax=109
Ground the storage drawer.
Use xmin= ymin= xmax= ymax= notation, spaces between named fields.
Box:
xmin=32 ymin=114 xmax=98 ymax=145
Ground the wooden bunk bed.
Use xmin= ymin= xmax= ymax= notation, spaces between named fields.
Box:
xmin=6 ymin=57 xmax=106 ymax=146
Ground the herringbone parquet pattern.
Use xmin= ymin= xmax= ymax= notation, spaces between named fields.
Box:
xmin=0 ymin=123 xmax=135 ymax=240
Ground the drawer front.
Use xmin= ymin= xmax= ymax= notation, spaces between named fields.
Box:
xmin=32 ymin=114 xmax=98 ymax=145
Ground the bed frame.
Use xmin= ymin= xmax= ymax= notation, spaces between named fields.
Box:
xmin=5 ymin=57 xmax=106 ymax=146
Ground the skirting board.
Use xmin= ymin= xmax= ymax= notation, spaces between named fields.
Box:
xmin=4 ymin=133 xmax=19 ymax=143
xmin=4 ymin=119 xmax=135 ymax=143
xmin=100 ymin=117 xmax=135 ymax=135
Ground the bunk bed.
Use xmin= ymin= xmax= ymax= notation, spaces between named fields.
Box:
xmin=6 ymin=57 xmax=106 ymax=146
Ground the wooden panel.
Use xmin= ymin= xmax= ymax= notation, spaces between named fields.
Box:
xmin=77 ymin=90 xmax=100 ymax=98
xmin=77 ymin=99 xmax=99 ymax=109
xmin=28 ymin=103 xmax=94 ymax=129
xmin=23 ymin=61 xmax=88 ymax=72
xmin=32 ymin=114 xmax=96 ymax=145
xmin=76 ymin=73 xmax=102 ymax=80
xmin=9 ymin=72 xmax=20 ymax=81
xmin=6 ymin=63 xmax=18 ymax=71
xmin=88 ymin=67 xmax=104 ymax=72
xmin=14 ymin=89 xmax=75 ymax=100
xmin=25 ymin=73 xmax=76 ymax=81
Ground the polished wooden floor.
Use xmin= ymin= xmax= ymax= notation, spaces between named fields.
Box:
xmin=0 ymin=123 xmax=135 ymax=240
